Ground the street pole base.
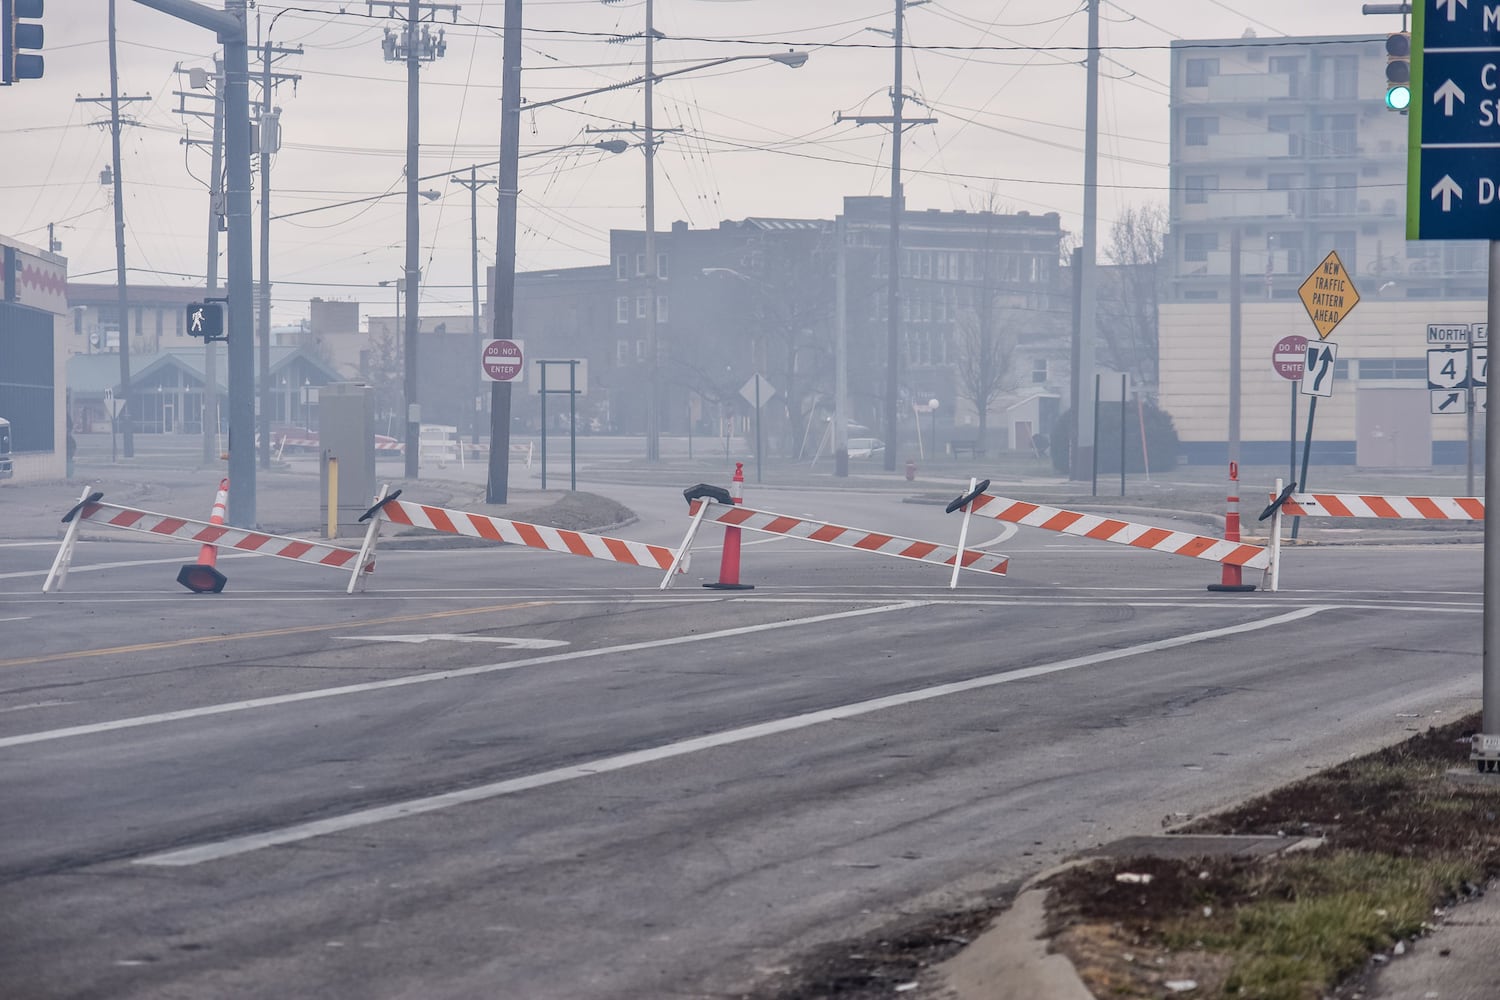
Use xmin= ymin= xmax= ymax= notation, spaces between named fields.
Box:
xmin=703 ymin=582 xmax=754 ymax=591
xmin=1206 ymin=583 xmax=1257 ymax=593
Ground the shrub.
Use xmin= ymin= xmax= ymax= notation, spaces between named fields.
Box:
xmin=1050 ymin=399 xmax=1180 ymax=474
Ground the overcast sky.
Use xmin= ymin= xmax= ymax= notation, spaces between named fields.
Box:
xmin=1 ymin=0 xmax=1393 ymax=326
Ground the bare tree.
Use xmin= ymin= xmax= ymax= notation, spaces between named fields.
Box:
xmin=954 ymin=297 xmax=1018 ymax=450
xmin=361 ymin=323 xmax=404 ymax=433
xmin=1097 ymin=202 xmax=1167 ymax=393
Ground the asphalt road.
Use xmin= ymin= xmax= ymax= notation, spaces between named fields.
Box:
xmin=0 ymin=476 xmax=1484 ymax=999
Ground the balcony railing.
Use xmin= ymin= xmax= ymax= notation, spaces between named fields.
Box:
xmin=1201 ymin=71 xmax=1294 ymax=103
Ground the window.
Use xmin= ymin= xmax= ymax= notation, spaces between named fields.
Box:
xmin=1183 ymin=233 xmax=1218 ymax=262
xmin=1185 ymin=57 xmax=1219 ymax=87
xmin=635 ymin=253 xmax=646 ymax=276
xmin=636 ymin=296 xmax=649 ymax=319
xmin=1185 ymin=175 xmax=1218 ymax=205
xmin=615 ymin=255 xmax=628 ymax=280
xmin=636 ymin=339 xmax=648 ymax=361
xmin=656 ymin=295 xmax=669 ymax=323
xmin=656 ymin=252 xmax=668 ymax=279
xmin=1032 ymin=359 xmax=1048 ymax=384
xmin=1313 ymin=175 xmax=1356 ymax=217
xmin=616 ymin=340 xmax=631 ymax=363
xmin=1330 ymin=55 xmax=1359 ymax=100
xmin=1356 ymin=359 xmax=1425 ymax=380
xmin=617 ymin=297 xmax=629 ymax=323
xmin=1185 ymin=116 xmax=1218 ymax=147
xmin=1267 ymin=113 xmax=1303 ymax=156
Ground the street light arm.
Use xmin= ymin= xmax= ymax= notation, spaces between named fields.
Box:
xmin=272 ymin=143 xmax=628 ymax=220
xmin=271 ymin=187 xmax=439 ymax=221
xmin=522 ymin=51 xmax=808 ymax=111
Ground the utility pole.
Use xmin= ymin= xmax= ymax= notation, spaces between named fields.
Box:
xmin=174 ymin=57 xmax=225 ymax=464
xmin=835 ymin=0 xmax=934 ymax=472
xmin=488 ymin=0 xmax=520 ymax=503
xmin=1074 ymin=0 xmax=1101 ymax=479
xmin=77 ymin=0 xmax=149 ymax=460
xmin=372 ymin=1 xmax=455 ymax=480
xmin=644 ymin=0 xmax=659 ymax=462
xmin=253 ymin=27 xmax=301 ymax=469
xmin=454 ymin=167 xmax=494 ymax=446
xmin=834 ymin=215 xmax=849 ymax=477
xmin=258 ymin=86 xmax=277 ymax=469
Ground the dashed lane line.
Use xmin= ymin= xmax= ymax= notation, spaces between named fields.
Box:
xmin=133 ymin=605 xmax=1330 ymax=867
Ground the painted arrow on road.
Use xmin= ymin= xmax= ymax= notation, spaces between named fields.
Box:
xmin=337 ymin=635 xmax=570 ymax=649
xmin=1432 ymin=175 xmax=1464 ymax=211
xmin=1434 ymin=79 xmax=1466 ymax=115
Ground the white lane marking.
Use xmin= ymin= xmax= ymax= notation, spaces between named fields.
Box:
xmin=0 ymin=541 xmax=60 ymax=548
xmin=0 ymin=550 xmax=258 ymax=581
xmin=339 ymin=635 xmax=569 ymax=649
xmin=0 ymin=616 xmax=30 ymax=623
xmin=134 ymin=605 xmax=1330 ymax=867
xmin=0 ymin=602 xmax=929 ymax=750
xmin=0 ymin=699 xmax=73 ymax=714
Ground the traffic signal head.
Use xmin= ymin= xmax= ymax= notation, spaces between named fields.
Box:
xmin=1 ymin=0 xmax=44 ymax=86
xmin=1385 ymin=30 xmax=1411 ymax=111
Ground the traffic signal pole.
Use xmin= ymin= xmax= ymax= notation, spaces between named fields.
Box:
xmin=132 ymin=0 xmax=258 ymax=526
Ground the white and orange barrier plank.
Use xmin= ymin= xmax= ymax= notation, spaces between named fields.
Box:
xmin=354 ymin=488 xmax=686 ymax=592
xmin=42 ymin=487 xmax=375 ymax=594
xmin=664 ymin=483 xmax=1009 ymax=590
xmin=950 ymin=480 xmax=1270 ymax=575
xmin=1277 ymin=492 xmax=1483 ymax=520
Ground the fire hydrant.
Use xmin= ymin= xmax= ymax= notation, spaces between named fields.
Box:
xmin=905 ymin=458 xmax=917 ymax=481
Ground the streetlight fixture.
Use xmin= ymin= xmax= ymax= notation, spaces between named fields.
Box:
xmin=448 ymin=140 xmax=629 ymax=446
xmin=521 ymin=46 xmax=808 ymax=462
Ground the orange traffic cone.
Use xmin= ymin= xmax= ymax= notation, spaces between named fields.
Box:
xmin=703 ymin=462 xmax=754 ymax=590
xmin=177 ymin=478 xmax=230 ymax=593
xmin=1207 ymin=462 xmax=1256 ymax=593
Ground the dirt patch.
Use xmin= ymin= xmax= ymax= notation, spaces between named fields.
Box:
xmin=742 ymin=714 xmax=1500 ymax=1000
xmin=736 ymin=904 xmax=1013 ymax=1000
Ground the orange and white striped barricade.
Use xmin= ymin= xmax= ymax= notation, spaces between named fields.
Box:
xmin=1275 ymin=491 xmax=1483 ymax=521
xmin=948 ymin=479 xmax=1272 ymax=589
xmin=667 ymin=481 xmax=1009 ymax=590
xmin=1257 ymin=481 xmax=1483 ymax=593
xmin=355 ymin=487 xmax=688 ymax=592
xmin=42 ymin=486 xmax=376 ymax=594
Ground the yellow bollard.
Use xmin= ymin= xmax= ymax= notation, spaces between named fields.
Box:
xmin=326 ymin=457 xmax=339 ymax=539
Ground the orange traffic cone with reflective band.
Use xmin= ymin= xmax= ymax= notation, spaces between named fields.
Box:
xmin=1207 ymin=462 xmax=1256 ymax=593
xmin=703 ymin=462 xmax=754 ymax=590
xmin=177 ymin=478 xmax=230 ymax=593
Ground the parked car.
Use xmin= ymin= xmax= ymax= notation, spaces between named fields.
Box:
xmin=846 ymin=436 xmax=884 ymax=459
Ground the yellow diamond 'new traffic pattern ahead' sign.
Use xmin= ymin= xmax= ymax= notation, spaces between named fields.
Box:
xmin=1297 ymin=250 xmax=1360 ymax=340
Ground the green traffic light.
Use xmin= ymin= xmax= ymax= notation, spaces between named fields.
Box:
xmin=1386 ymin=85 xmax=1411 ymax=111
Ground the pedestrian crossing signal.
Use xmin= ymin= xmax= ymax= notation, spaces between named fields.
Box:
xmin=187 ymin=302 xmax=225 ymax=341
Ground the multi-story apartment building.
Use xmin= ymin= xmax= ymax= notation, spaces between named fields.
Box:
xmin=1159 ymin=33 xmax=1487 ymax=467
xmin=602 ymin=200 xmax=1068 ymax=453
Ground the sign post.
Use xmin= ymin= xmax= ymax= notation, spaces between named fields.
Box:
xmin=1271 ymin=334 xmax=1307 ymax=487
xmin=1290 ymin=253 xmax=1358 ymax=539
xmin=739 ymin=374 xmax=777 ymax=484
xmin=1410 ymin=0 xmax=1500 ymax=773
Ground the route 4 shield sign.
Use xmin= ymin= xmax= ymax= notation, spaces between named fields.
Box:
xmin=1301 ymin=341 xmax=1337 ymax=397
